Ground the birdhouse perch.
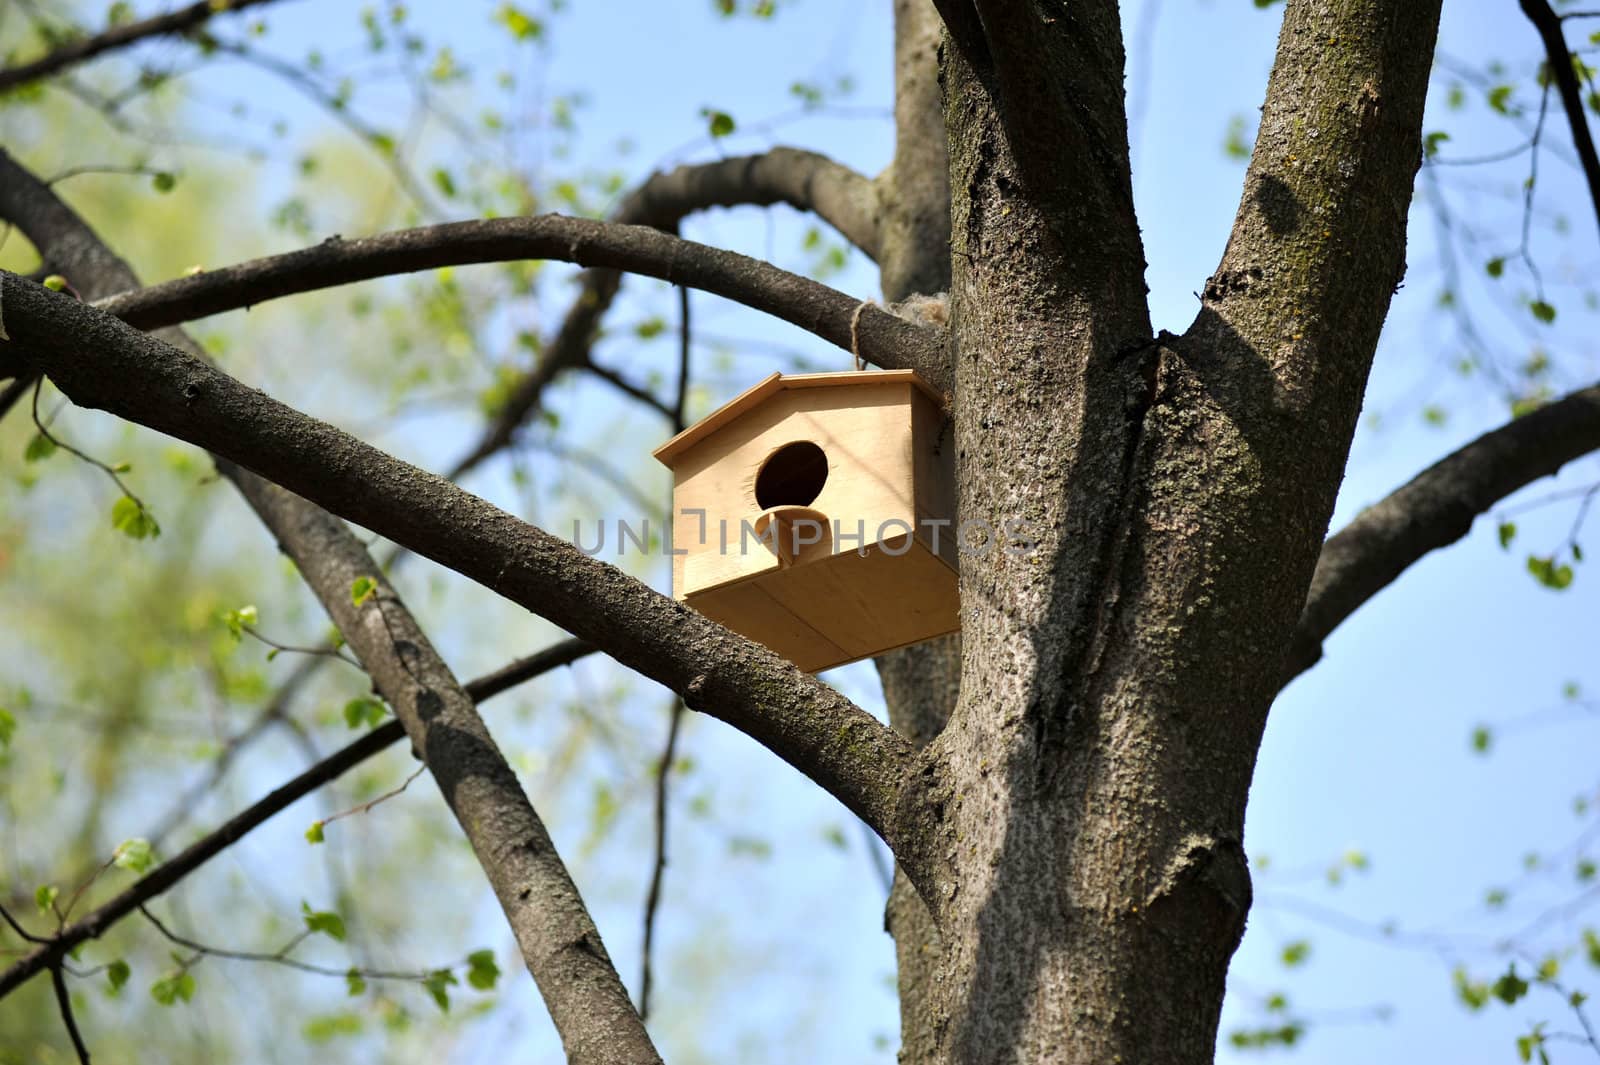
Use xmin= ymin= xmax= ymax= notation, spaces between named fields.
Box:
xmin=653 ymin=370 xmax=959 ymax=672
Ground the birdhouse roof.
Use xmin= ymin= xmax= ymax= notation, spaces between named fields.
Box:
xmin=652 ymin=370 xmax=942 ymax=467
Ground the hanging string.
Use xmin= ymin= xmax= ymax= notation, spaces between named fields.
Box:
xmin=848 ymin=299 xmax=876 ymax=372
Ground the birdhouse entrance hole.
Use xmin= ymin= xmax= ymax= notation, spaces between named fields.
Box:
xmin=754 ymin=441 xmax=829 ymax=510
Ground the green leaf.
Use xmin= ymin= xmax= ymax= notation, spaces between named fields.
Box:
xmin=343 ymin=697 xmax=386 ymax=729
xmin=151 ymin=969 xmax=196 ymax=1006
xmin=42 ymin=275 xmax=69 ymax=292
xmin=1279 ymin=940 xmax=1311 ymax=967
xmin=422 ymin=969 xmax=457 ymax=1011
xmin=302 ymin=902 xmax=346 ymax=942
xmin=113 ymin=838 xmax=156 ymax=874
xmin=431 ymin=167 xmax=456 ymax=198
xmin=305 ymin=821 xmax=326 ymax=845
xmin=704 ymin=109 xmax=736 ymax=138
xmin=1486 ymin=256 xmax=1505 ymax=278
xmin=110 ymin=495 xmax=160 ymax=540
xmin=465 ymin=949 xmax=500 ymax=991
xmin=494 ymin=3 xmax=543 ymax=40
xmin=1423 ymin=130 xmax=1450 ymax=159
xmin=1488 ymin=84 xmax=1515 ymax=114
xmin=1470 ymin=725 xmax=1493 ymax=754
xmin=345 ymin=968 xmax=367 ymax=996
xmin=34 ymin=884 xmax=58 ymax=915
xmin=1492 ymin=965 xmax=1530 ymax=1005
xmin=0 ymin=707 xmax=15 ymax=748
xmin=350 ymin=576 xmax=378 ymax=606
xmin=151 ymin=171 xmax=176 ymax=194
xmin=1455 ymin=966 xmax=1490 ymax=1010
xmin=1526 ymin=555 xmax=1574 ymax=590
xmin=1536 ymin=956 xmax=1559 ymax=982
xmin=23 ymin=433 xmax=57 ymax=462
xmin=222 ymin=604 xmax=258 ymax=640
xmin=1497 ymin=522 xmax=1517 ymax=550
xmin=106 ymin=959 xmax=130 ymax=993
xmin=1529 ymin=300 xmax=1557 ymax=324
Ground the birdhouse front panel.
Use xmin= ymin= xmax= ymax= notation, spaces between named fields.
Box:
xmin=653 ymin=371 xmax=959 ymax=672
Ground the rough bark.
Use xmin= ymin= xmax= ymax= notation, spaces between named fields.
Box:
xmin=906 ymin=0 xmax=1443 ymax=1061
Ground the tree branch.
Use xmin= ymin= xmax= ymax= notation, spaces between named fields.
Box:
xmin=1519 ymin=0 xmax=1600 ymax=241
xmin=1187 ymin=0 xmax=1442 ymax=411
xmin=88 ymin=213 xmax=948 ymax=395
xmin=0 ymin=0 xmax=290 ymax=94
xmin=1284 ymin=382 xmax=1600 ymax=683
xmin=451 ymin=147 xmax=881 ymax=476
xmin=211 ymin=479 xmax=661 ymax=1064
xmin=0 ymin=154 xmax=660 ymax=1062
xmin=1 ymin=274 xmax=923 ymax=873
xmin=0 ymin=640 xmax=594 ymax=1002
xmin=50 ymin=965 xmax=91 ymax=1065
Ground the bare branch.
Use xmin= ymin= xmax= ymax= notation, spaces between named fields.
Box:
xmin=0 ymin=639 xmax=593 ymax=1001
xmin=2 ymin=275 xmax=921 ymax=861
xmin=50 ymin=965 xmax=91 ymax=1065
xmin=452 ymin=148 xmax=881 ymax=476
xmin=1519 ymin=0 xmax=1600 ymax=241
xmin=1284 ymin=383 xmax=1600 ymax=683
xmin=0 ymin=0 xmax=291 ymax=94
xmin=638 ymin=696 xmax=684 ymax=1022
xmin=89 ymin=215 xmax=946 ymax=395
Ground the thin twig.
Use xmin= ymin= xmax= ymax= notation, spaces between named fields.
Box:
xmin=240 ymin=625 xmax=363 ymax=669
xmin=638 ymin=697 xmax=684 ymax=1021
xmin=639 ymin=288 xmax=695 ymax=1021
xmin=309 ymin=765 xmax=427 ymax=841
xmin=0 ymin=639 xmax=596 ymax=999
xmin=50 ymin=965 xmax=91 ymax=1064
xmin=1520 ymin=0 xmax=1600 ymax=241
xmin=29 ymin=379 xmax=157 ymax=527
xmin=0 ymin=902 xmax=46 ymax=944
xmin=139 ymin=905 xmax=428 ymax=982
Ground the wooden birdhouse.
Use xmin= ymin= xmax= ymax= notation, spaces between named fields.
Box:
xmin=653 ymin=370 xmax=958 ymax=672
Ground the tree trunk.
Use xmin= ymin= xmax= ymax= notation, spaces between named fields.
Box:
xmin=889 ymin=1 xmax=1444 ymax=1060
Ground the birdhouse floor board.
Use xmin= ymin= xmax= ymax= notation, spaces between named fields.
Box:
xmin=685 ymin=538 xmax=958 ymax=673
